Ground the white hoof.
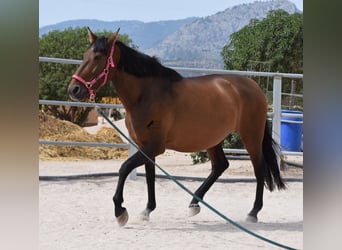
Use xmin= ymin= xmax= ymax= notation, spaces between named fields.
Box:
xmin=246 ymin=215 xmax=258 ymax=223
xmin=140 ymin=209 xmax=151 ymax=221
xmin=117 ymin=209 xmax=129 ymax=227
xmin=189 ymin=204 xmax=201 ymax=217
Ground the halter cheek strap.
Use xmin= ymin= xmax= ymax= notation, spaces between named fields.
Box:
xmin=72 ymin=43 xmax=116 ymax=102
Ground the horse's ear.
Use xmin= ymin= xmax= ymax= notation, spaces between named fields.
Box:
xmin=87 ymin=27 xmax=97 ymax=44
xmin=108 ymin=28 xmax=120 ymax=46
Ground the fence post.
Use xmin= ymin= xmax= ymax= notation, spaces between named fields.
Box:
xmin=272 ymin=75 xmax=282 ymax=166
xmin=127 ymin=139 xmax=138 ymax=180
xmin=272 ymin=75 xmax=282 ymax=144
xmin=272 ymin=76 xmax=281 ymax=144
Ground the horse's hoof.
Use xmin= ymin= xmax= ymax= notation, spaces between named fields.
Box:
xmin=140 ymin=209 xmax=151 ymax=221
xmin=189 ymin=204 xmax=201 ymax=217
xmin=116 ymin=209 xmax=129 ymax=227
xmin=246 ymin=214 xmax=258 ymax=223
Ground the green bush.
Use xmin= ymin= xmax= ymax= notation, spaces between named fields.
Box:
xmin=190 ymin=151 xmax=208 ymax=164
xmin=222 ymin=131 xmax=244 ymax=149
xmin=190 ymin=131 xmax=244 ymax=164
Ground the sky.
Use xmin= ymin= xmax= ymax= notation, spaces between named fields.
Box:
xmin=39 ymin=0 xmax=303 ymax=28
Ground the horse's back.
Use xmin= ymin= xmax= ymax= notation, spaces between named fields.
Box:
xmin=173 ymin=74 xmax=266 ymax=121
xmin=164 ymin=74 xmax=266 ymax=152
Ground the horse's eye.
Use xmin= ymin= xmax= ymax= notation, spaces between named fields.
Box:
xmin=94 ymin=55 xmax=101 ymax=61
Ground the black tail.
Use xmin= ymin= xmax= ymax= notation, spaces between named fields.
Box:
xmin=262 ymin=122 xmax=286 ymax=191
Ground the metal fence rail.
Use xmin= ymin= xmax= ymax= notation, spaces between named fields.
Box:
xmin=39 ymin=56 xmax=303 ymax=78
xmin=39 ymin=140 xmax=129 ymax=148
xmin=39 ymin=99 xmax=124 ymax=109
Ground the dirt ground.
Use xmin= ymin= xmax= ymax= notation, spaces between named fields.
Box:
xmin=39 ymin=151 xmax=303 ymax=249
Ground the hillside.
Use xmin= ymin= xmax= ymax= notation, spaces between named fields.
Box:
xmin=39 ymin=18 xmax=197 ymax=50
xmin=145 ymin=0 xmax=299 ymax=68
xmin=39 ymin=0 xmax=300 ymax=69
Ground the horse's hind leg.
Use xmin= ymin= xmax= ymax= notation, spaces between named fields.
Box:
xmin=246 ymin=156 xmax=265 ymax=223
xmin=238 ymin=127 xmax=265 ymax=223
xmin=189 ymin=144 xmax=229 ymax=216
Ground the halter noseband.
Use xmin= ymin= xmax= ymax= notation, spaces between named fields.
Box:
xmin=72 ymin=43 xmax=116 ymax=102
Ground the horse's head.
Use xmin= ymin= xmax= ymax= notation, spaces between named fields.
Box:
xmin=68 ymin=27 xmax=120 ymax=102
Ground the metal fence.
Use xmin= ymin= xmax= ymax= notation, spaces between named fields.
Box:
xmin=39 ymin=56 xmax=303 ymax=157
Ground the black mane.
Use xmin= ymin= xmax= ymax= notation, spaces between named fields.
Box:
xmin=115 ymin=41 xmax=183 ymax=82
xmin=92 ymin=38 xmax=183 ymax=81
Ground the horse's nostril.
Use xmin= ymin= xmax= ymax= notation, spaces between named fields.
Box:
xmin=72 ymin=85 xmax=80 ymax=95
xmin=68 ymin=84 xmax=86 ymax=101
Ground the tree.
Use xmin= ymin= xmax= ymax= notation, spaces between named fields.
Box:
xmin=39 ymin=27 xmax=135 ymax=125
xmin=221 ymin=10 xmax=303 ymax=96
xmin=187 ymin=10 xmax=304 ymax=164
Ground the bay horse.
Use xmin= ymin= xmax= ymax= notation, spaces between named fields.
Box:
xmin=68 ymin=28 xmax=285 ymax=227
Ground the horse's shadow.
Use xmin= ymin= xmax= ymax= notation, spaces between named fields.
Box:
xmin=148 ymin=220 xmax=303 ymax=233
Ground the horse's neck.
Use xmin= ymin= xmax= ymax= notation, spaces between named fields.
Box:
xmin=111 ymin=71 xmax=143 ymax=111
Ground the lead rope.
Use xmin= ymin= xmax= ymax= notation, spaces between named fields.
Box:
xmin=95 ymin=104 xmax=297 ymax=250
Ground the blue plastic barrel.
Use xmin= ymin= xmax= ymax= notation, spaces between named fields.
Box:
xmin=280 ymin=110 xmax=303 ymax=151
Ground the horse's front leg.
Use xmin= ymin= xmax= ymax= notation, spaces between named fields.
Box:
xmin=140 ymin=159 xmax=156 ymax=221
xmin=113 ymin=151 xmax=149 ymax=226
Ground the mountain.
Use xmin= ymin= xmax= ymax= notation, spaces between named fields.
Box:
xmin=39 ymin=0 xmax=300 ymax=69
xmin=145 ymin=0 xmax=300 ymax=68
xmin=39 ymin=18 xmax=197 ymax=50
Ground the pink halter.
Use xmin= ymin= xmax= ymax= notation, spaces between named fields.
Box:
xmin=72 ymin=43 xmax=116 ymax=102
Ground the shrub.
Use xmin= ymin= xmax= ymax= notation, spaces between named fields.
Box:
xmin=190 ymin=131 xmax=244 ymax=164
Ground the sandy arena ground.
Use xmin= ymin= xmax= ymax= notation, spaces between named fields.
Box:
xmin=39 ymin=150 xmax=303 ymax=249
